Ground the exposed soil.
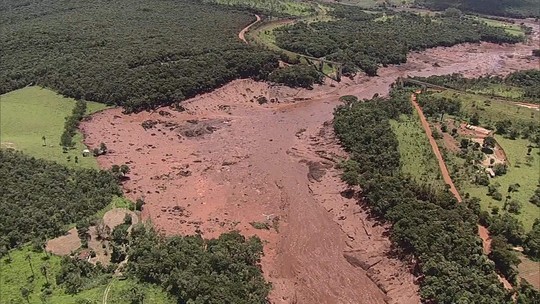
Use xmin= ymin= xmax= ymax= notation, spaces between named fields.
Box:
xmin=81 ymin=30 xmax=539 ymax=303
xmin=46 ymin=228 xmax=81 ymax=256
xmin=411 ymin=92 xmax=463 ymax=202
xmin=46 ymin=209 xmax=139 ymax=266
xmin=239 ymin=14 xmax=261 ymax=43
xmin=518 ymin=255 xmax=540 ymax=289
xmin=103 ymin=209 xmax=139 ymax=230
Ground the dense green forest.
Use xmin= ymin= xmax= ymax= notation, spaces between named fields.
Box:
xmin=0 ymin=0 xmax=279 ymax=112
xmin=414 ymin=0 xmax=540 ymax=18
xmin=127 ymin=225 xmax=270 ymax=303
xmin=333 ymin=88 xmax=517 ymax=302
xmin=0 ymin=149 xmax=121 ymax=250
xmin=274 ymin=10 xmax=523 ymax=76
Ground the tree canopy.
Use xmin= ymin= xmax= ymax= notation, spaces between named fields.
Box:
xmin=274 ymin=11 xmax=522 ymax=76
xmin=0 ymin=0 xmax=279 ymax=112
xmin=127 ymin=225 xmax=271 ymax=303
xmin=415 ymin=0 xmax=540 ymax=18
xmin=0 ymin=149 xmax=121 ymax=249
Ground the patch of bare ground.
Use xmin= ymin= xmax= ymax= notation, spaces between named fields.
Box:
xmin=80 ymin=35 xmax=538 ymax=303
xmin=45 ymin=209 xmax=138 ymax=265
xmin=103 ymin=209 xmax=138 ymax=230
xmin=518 ymin=255 xmax=540 ymax=289
xmin=46 ymin=228 xmax=81 ymax=256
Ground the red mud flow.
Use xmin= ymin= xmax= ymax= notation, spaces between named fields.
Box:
xmin=81 ymin=26 xmax=539 ymax=303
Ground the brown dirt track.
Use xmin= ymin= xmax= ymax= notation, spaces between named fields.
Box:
xmin=81 ymin=24 xmax=539 ymax=304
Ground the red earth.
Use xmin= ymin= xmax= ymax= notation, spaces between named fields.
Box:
xmin=81 ymin=25 xmax=539 ymax=303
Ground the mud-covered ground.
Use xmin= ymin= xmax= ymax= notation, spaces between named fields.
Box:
xmin=81 ymin=23 xmax=539 ymax=304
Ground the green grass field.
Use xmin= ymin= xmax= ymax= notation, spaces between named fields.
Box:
xmin=0 ymin=86 xmax=108 ymax=169
xmin=390 ymin=113 xmax=444 ymax=187
xmin=433 ymin=90 xmax=538 ymax=127
xmin=464 ymin=136 xmax=539 ymax=231
xmin=0 ymin=246 xmax=105 ymax=304
xmin=0 ymin=246 xmax=172 ymax=304
xmin=473 ymin=16 xmax=525 ymax=36
xmin=206 ymin=0 xmax=317 ymax=16
xmin=467 ymin=83 xmax=526 ymax=100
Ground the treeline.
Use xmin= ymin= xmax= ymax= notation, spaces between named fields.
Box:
xmin=60 ymin=100 xmax=86 ymax=148
xmin=274 ymin=12 xmax=522 ymax=77
xmin=202 ymin=0 xmax=317 ymax=17
xmin=414 ymin=0 xmax=540 ymax=18
xmin=0 ymin=150 xmax=121 ymax=250
xmin=412 ymin=70 xmax=540 ymax=103
xmin=268 ymin=64 xmax=324 ymax=88
xmin=333 ymin=88 xmax=514 ymax=302
xmin=0 ymin=0 xmax=279 ymax=112
xmin=127 ymin=225 xmax=270 ymax=303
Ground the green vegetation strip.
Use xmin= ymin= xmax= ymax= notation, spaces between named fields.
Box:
xmin=390 ymin=113 xmax=444 ymax=186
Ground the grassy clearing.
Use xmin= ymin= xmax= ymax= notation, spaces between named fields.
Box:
xmin=464 ymin=136 xmax=539 ymax=231
xmin=473 ymin=16 xmax=525 ymax=36
xmin=0 ymin=246 xmax=106 ymax=304
xmin=0 ymin=86 xmax=108 ymax=169
xmin=468 ymin=83 xmax=526 ymax=99
xmin=106 ymin=278 xmax=174 ymax=304
xmin=0 ymin=247 xmax=172 ymax=303
xmin=390 ymin=113 xmax=444 ymax=187
xmin=433 ymin=90 xmax=538 ymax=126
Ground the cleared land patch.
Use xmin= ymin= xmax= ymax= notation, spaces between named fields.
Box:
xmin=0 ymin=86 xmax=107 ymax=168
xmin=390 ymin=113 xmax=444 ymax=186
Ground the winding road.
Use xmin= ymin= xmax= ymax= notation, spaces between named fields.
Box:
xmin=238 ymin=14 xmax=261 ymax=44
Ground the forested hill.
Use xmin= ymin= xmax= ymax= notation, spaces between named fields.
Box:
xmin=415 ymin=0 xmax=540 ymax=18
xmin=0 ymin=0 xmax=278 ymax=112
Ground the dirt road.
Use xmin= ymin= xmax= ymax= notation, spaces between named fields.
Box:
xmin=411 ymin=92 xmax=514 ymax=289
xmin=410 ymin=92 xmax=463 ymax=202
xmin=238 ymin=14 xmax=261 ymax=44
xmin=81 ymin=32 xmax=539 ymax=303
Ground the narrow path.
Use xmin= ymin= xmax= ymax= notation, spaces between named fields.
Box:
xmin=102 ymin=280 xmax=113 ymax=304
xmin=410 ymin=92 xmax=462 ymax=201
xmin=238 ymin=14 xmax=261 ymax=44
xmin=411 ymin=91 xmax=513 ymax=290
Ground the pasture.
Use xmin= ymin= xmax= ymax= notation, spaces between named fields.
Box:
xmin=473 ymin=16 xmax=525 ymax=37
xmin=390 ymin=113 xmax=444 ymax=187
xmin=0 ymin=246 xmax=172 ymax=304
xmin=0 ymin=86 xmax=107 ymax=168
xmin=464 ymin=136 xmax=539 ymax=231
xmin=433 ymin=90 xmax=538 ymax=126
xmin=467 ymin=83 xmax=526 ymax=100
